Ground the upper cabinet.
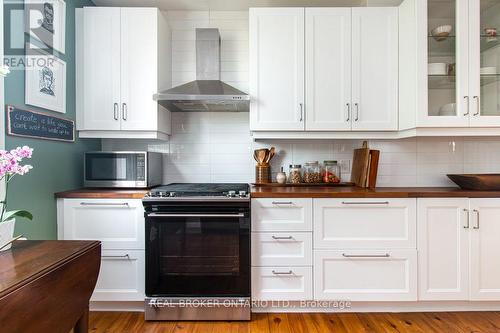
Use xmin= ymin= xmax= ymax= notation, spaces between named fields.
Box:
xmin=250 ymin=7 xmax=399 ymax=132
xmin=416 ymin=0 xmax=500 ymax=127
xmin=76 ymin=7 xmax=171 ymax=140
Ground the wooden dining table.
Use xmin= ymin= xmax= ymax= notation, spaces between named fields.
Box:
xmin=0 ymin=240 xmax=101 ymax=333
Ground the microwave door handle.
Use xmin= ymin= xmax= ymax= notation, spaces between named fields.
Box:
xmin=147 ymin=213 xmax=245 ymax=218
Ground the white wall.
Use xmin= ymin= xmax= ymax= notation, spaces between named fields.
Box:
xmin=103 ymin=9 xmax=500 ymax=187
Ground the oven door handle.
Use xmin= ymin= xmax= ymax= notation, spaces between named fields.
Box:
xmin=147 ymin=213 xmax=246 ymax=218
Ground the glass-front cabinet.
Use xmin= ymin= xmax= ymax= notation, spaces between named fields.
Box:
xmin=422 ymin=0 xmax=500 ymax=127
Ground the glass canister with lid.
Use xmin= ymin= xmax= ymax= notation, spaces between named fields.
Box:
xmin=323 ymin=160 xmax=341 ymax=183
xmin=288 ymin=164 xmax=302 ymax=184
xmin=303 ymin=161 xmax=321 ymax=183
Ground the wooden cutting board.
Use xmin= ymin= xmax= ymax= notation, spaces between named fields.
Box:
xmin=366 ymin=149 xmax=380 ymax=188
xmin=351 ymin=141 xmax=371 ymax=187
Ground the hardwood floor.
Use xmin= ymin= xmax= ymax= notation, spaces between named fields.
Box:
xmin=88 ymin=311 xmax=500 ymax=332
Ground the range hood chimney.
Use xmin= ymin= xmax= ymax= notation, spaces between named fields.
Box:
xmin=153 ymin=28 xmax=250 ymax=112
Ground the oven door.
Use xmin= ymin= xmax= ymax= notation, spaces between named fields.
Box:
xmin=145 ymin=208 xmax=250 ymax=297
xmin=84 ymin=152 xmax=145 ymax=187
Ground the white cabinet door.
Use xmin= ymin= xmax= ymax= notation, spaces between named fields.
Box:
xmin=252 ymin=266 xmax=312 ymax=301
xmin=417 ymin=198 xmax=470 ymax=300
xmin=62 ymin=199 xmax=145 ymax=250
xmin=251 ymin=232 xmax=312 ymax=266
xmin=305 ymin=8 xmax=352 ymax=131
xmin=92 ymin=249 xmax=145 ymax=301
xmin=249 ymin=8 xmax=305 ymax=131
xmin=251 ymin=198 xmax=313 ymax=232
xmin=351 ymin=7 xmax=398 ymax=131
xmin=83 ymin=7 xmax=121 ymax=130
xmin=120 ymin=8 xmax=159 ymax=131
xmin=314 ymin=250 xmax=417 ymax=301
xmin=470 ymin=199 xmax=500 ymax=300
xmin=313 ymin=198 xmax=416 ymax=249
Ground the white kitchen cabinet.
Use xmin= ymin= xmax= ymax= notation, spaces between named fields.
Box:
xmin=314 ymin=249 xmax=417 ymax=301
xmin=469 ymin=199 xmax=500 ymax=300
xmin=351 ymin=7 xmax=398 ymax=131
xmin=60 ymin=199 xmax=145 ymax=250
xmin=76 ymin=7 xmax=171 ymax=139
xmin=92 ymin=249 xmax=145 ymax=301
xmin=249 ymin=8 xmax=305 ymax=131
xmin=251 ymin=198 xmax=313 ymax=232
xmin=305 ymin=8 xmax=352 ymax=131
xmin=251 ymin=232 xmax=312 ymax=266
xmin=417 ymin=198 xmax=470 ymax=300
xmin=251 ymin=266 xmax=313 ymax=301
xmin=313 ymin=198 xmax=416 ymax=249
xmin=418 ymin=198 xmax=500 ymax=301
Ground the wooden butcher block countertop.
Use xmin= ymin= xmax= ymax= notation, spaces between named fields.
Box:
xmin=250 ymin=186 xmax=500 ymax=198
xmin=55 ymin=188 xmax=149 ymax=199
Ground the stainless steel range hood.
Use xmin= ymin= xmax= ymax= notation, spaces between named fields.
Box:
xmin=154 ymin=28 xmax=249 ymax=112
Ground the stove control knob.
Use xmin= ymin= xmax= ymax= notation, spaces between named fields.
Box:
xmin=228 ymin=190 xmax=236 ymax=197
xmin=169 ymin=192 xmax=176 ymax=197
xmin=239 ymin=191 xmax=247 ymax=197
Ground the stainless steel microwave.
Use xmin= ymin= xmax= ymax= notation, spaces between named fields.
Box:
xmin=84 ymin=152 xmax=162 ymax=188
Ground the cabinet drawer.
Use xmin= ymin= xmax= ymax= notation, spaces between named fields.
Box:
xmin=252 ymin=232 xmax=312 ymax=266
xmin=314 ymin=249 xmax=417 ymax=301
xmin=92 ymin=249 xmax=145 ymax=301
xmin=314 ymin=198 xmax=416 ymax=249
xmin=252 ymin=266 xmax=312 ymax=301
xmin=252 ymin=198 xmax=312 ymax=232
xmin=62 ymin=199 xmax=145 ymax=250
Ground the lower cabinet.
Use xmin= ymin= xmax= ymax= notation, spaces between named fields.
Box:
xmin=92 ymin=249 xmax=145 ymax=301
xmin=314 ymin=250 xmax=417 ymax=301
xmin=251 ymin=267 xmax=313 ymax=301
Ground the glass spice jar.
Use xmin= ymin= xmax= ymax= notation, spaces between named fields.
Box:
xmin=303 ymin=161 xmax=321 ymax=183
xmin=288 ymin=165 xmax=302 ymax=184
xmin=323 ymin=160 xmax=341 ymax=183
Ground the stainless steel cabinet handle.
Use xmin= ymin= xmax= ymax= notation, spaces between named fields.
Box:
xmin=272 ymin=201 xmax=293 ymax=205
xmin=342 ymin=253 xmax=390 ymax=258
xmin=346 ymin=103 xmax=350 ymax=122
xmin=102 ymin=254 xmax=130 ymax=260
xmin=113 ymin=103 xmax=119 ymax=120
xmin=299 ymin=103 xmax=303 ymax=122
xmin=463 ymin=208 xmax=470 ymax=229
xmin=272 ymin=270 xmax=293 ymax=275
xmin=464 ymin=96 xmax=469 ymax=116
xmin=147 ymin=213 xmax=245 ymax=218
xmin=272 ymin=235 xmax=294 ymax=240
xmin=473 ymin=96 xmax=480 ymax=116
xmin=122 ymin=103 xmax=128 ymax=120
xmin=80 ymin=202 xmax=129 ymax=207
xmin=354 ymin=103 xmax=359 ymax=121
xmin=473 ymin=209 xmax=480 ymax=229
xmin=341 ymin=201 xmax=389 ymax=205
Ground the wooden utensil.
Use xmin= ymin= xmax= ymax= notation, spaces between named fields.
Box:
xmin=351 ymin=141 xmax=371 ymax=187
xmin=267 ymin=147 xmax=275 ymax=163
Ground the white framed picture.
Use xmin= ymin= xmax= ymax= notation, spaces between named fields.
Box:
xmin=25 ymin=0 xmax=66 ymax=54
xmin=25 ymin=44 xmax=66 ymax=113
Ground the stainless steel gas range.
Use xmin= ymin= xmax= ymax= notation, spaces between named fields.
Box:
xmin=142 ymin=183 xmax=251 ymax=321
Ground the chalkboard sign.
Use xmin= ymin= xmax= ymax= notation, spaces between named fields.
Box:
xmin=6 ymin=106 xmax=75 ymax=142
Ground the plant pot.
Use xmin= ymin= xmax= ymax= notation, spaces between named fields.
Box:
xmin=0 ymin=219 xmax=16 ymax=251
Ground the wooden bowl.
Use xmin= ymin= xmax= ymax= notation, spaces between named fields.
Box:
xmin=447 ymin=174 xmax=500 ymax=190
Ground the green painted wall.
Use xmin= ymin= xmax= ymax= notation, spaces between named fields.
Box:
xmin=3 ymin=0 xmax=100 ymax=239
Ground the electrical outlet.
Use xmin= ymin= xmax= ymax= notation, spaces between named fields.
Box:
xmin=339 ymin=160 xmax=351 ymax=173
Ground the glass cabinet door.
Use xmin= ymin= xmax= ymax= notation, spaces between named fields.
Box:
xmin=426 ymin=0 xmax=469 ymax=126
xmin=469 ymin=0 xmax=500 ymax=125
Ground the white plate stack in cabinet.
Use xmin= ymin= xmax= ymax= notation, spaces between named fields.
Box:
xmin=313 ymin=198 xmax=417 ymax=301
xmin=251 ymin=199 xmax=313 ymax=300
xmin=57 ymin=199 xmax=145 ymax=302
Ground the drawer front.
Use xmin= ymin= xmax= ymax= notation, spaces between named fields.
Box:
xmin=252 ymin=232 xmax=312 ymax=266
xmin=314 ymin=250 xmax=417 ymax=301
xmin=92 ymin=249 xmax=145 ymax=301
xmin=252 ymin=198 xmax=313 ymax=232
xmin=252 ymin=266 xmax=313 ymax=301
xmin=62 ymin=199 xmax=145 ymax=250
xmin=314 ymin=198 xmax=416 ymax=249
